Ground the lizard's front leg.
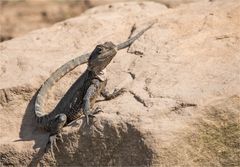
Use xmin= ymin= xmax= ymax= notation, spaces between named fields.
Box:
xmin=101 ymin=87 xmax=126 ymax=100
xmin=82 ymin=79 xmax=101 ymax=125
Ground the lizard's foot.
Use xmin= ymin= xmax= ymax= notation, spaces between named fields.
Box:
xmin=46 ymin=133 xmax=63 ymax=159
xmin=85 ymin=107 xmax=103 ymax=125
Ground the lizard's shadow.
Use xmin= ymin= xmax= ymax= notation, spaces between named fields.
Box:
xmin=19 ymin=90 xmax=49 ymax=148
xmin=18 ymin=90 xmax=50 ymax=166
xmin=19 ymin=72 xmax=87 ymax=165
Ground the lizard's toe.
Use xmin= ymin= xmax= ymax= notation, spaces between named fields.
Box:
xmin=45 ymin=133 xmax=63 ymax=159
xmin=85 ymin=114 xmax=90 ymax=126
xmin=92 ymin=107 xmax=103 ymax=114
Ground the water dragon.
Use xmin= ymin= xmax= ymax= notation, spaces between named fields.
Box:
xmin=34 ymin=23 xmax=153 ymax=156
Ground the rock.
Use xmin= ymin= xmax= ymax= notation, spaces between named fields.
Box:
xmin=0 ymin=0 xmax=239 ymax=166
xmin=0 ymin=0 xmax=206 ymax=42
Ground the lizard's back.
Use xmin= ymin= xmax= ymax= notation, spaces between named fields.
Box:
xmin=53 ymin=70 xmax=106 ymax=124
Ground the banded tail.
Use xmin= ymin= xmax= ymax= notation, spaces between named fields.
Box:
xmin=116 ymin=23 xmax=154 ymax=50
xmin=35 ymin=53 xmax=90 ymax=125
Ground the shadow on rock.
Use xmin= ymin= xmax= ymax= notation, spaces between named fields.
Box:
xmin=19 ymin=90 xmax=49 ymax=145
xmin=18 ymin=90 xmax=50 ymax=166
xmin=18 ymin=73 xmax=88 ymax=166
xmin=53 ymin=120 xmax=154 ymax=166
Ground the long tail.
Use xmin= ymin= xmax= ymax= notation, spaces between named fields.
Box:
xmin=116 ymin=22 xmax=154 ymax=50
xmin=34 ymin=53 xmax=90 ymax=125
xmin=34 ymin=23 xmax=154 ymax=125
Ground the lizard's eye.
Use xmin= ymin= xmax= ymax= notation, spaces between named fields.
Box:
xmin=96 ymin=47 xmax=102 ymax=53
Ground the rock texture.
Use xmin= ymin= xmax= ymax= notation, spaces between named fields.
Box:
xmin=0 ymin=0 xmax=240 ymax=166
xmin=0 ymin=0 xmax=201 ymax=42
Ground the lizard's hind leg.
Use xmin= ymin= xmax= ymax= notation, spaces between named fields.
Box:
xmin=45 ymin=114 xmax=67 ymax=159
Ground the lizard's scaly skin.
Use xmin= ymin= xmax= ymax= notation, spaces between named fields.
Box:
xmin=35 ymin=53 xmax=90 ymax=127
xmin=34 ymin=23 xmax=154 ymax=129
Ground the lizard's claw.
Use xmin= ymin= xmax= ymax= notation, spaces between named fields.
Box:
xmin=85 ymin=114 xmax=90 ymax=126
xmin=57 ymin=133 xmax=64 ymax=143
xmin=46 ymin=133 xmax=63 ymax=159
xmin=92 ymin=107 xmax=103 ymax=114
xmin=85 ymin=113 xmax=95 ymax=126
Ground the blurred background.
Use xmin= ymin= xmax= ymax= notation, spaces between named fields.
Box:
xmin=0 ymin=0 xmax=199 ymax=42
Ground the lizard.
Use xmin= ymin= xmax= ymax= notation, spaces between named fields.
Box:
xmin=34 ymin=23 xmax=154 ymax=157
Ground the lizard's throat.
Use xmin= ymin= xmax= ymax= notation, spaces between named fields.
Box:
xmin=87 ymin=67 xmax=107 ymax=82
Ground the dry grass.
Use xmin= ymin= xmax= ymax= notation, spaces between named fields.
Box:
xmin=185 ymin=96 xmax=240 ymax=166
xmin=155 ymin=96 xmax=240 ymax=166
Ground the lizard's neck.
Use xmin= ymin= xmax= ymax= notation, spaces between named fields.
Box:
xmin=87 ymin=68 xmax=107 ymax=82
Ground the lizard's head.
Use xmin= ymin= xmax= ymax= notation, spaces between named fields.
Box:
xmin=88 ymin=41 xmax=117 ymax=73
xmin=47 ymin=114 xmax=67 ymax=134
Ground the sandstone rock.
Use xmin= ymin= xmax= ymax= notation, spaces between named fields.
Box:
xmin=0 ymin=0 xmax=207 ymax=43
xmin=0 ymin=0 xmax=239 ymax=166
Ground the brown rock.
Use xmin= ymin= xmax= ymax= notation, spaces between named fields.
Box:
xmin=0 ymin=0 xmax=239 ymax=166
